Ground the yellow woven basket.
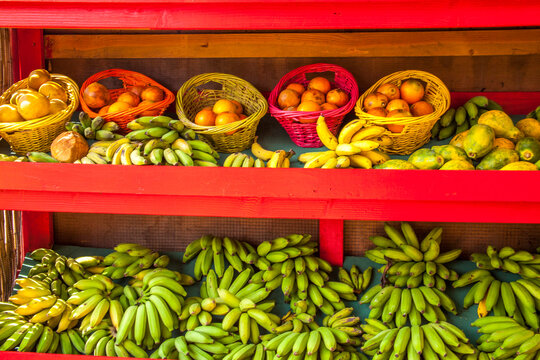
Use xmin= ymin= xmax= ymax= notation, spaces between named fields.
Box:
xmin=355 ymin=70 xmax=450 ymax=155
xmin=0 ymin=74 xmax=80 ymax=155
xmin=176 ymin=73 xmax=268 ymax=153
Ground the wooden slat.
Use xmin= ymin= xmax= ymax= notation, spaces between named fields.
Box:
xmin=45 ymin=30 xmax=540 ymax=59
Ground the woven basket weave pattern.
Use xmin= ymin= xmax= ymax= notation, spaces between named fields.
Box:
xmin=355 ymin=70 xmax=450 ymax=155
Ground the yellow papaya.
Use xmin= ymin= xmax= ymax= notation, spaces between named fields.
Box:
xmin=515 ymin=118 xmax=540 ymax=141
xmin=476 ymin=148 xmax=519 ymax=170
xmin=449 ymin=130 xmax=468 ymax=149
xmin=515 ymin=137 xmax=540 ymax=163
xmin=500 ymin=161 xmax=538 ymax=171
xmin=463 ymin=124 xmax=495 ymax=160
xmin=477 ymin=110 xmax=523 ymax=142
xmin=492 ymin=138 xmax=515 ymax=150
xmin=408 ymin=149 xmax=444 ymax=169
xmin=373 ymin=159 xmax=416 ymax=170
xmin=431 ymin=145 xmax=471 ymax=163
xmin=439 ymin=159 xmax=475 ymax=170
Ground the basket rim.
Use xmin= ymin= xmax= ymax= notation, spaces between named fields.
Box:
xmin=0 ymin=74 xmax=80 ymax=131
xmin=176 ymin=72 xmax=268 ymax=134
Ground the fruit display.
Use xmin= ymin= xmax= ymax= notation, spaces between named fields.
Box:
xmin=193 ymin=98 xmax=247 ymax=131
xmin=66 ymin=112 xmax=123 ymax=141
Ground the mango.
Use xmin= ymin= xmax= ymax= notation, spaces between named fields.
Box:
xmin=500 ymin=161 xmax=538 ymax=171
xmin=493 ymin=138 xmax=515 ymax=150
xmin=408 ymin=149 xmax=444 ymax=170
xmin=515 ymin=137 xmax=540 ymax=163
xmin=463 ymin=124 xmax=495 ymax=160
xmin=449 ymin=130 xmax=468 ymax=149
xmin=478 ymin=110 xmax=523 ymax=142
xmin=431 ymin=145 xmax=471 ymax=163
xmin=439 ymin=159 xmax=475 ymax=170
xmin=476 ymin=148 xmax=519 ymax=170
xmin=373 ymin=159 xmax=417 ymax=170
xmin=515 ymin=118 xmax=540 ymax=141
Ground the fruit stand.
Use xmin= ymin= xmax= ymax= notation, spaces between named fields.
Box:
xmin=0 ymin=1 xmax=539 ymax=359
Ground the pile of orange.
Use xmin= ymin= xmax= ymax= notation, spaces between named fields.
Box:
xmin=83 ymin=82 xmax=165 ymax=117
xmin=277 ymin=77 xmax=350 ymax=122
xmin=193 ymin=98 xmax=246 ymax=134
xmin=363 ymin=79 xmax=434 ymax=132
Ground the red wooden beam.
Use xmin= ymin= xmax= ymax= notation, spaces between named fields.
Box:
xmin=10 ymin=29 xmax=44 ymax=82
xmin=21 ymin=211 xmax=53 ymax=253
xmin=319 ymin=219 xmax=344 ymax=266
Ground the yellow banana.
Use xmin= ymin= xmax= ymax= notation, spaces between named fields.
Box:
xmin=338 ymin=119 xmax=367 ymax=144
xmin=336 ymin=156 xmax=351 ymax=168
xmin=348 ymin=140 xmax=380 ymax=151
xmin=321 ymin=157 xmax=338 ymax=169
xmin=298 ymin=151 xmax=333 ymax=163
xmin=105 ymin=138 xmax=130 ymax=161
xmin=349 ymin=154 xmax=373 ymax=169
xmin=372 ymin=135 xmax=394 ymax=146
xmin=304 ymin=151 xmax=336 ymax=169
xmin=251 ymin=137 xmax=274 ymax=161
xmin=267 ymin=150 xmax=286 ymax=168
xmin=360 ymin=150 xmax=390 ymax=165
xmin=120 ymin=144 xmax=135 ymax=166
xmin=281 ymin=157 xmax=290 ymax=168
xmin=316 ymin=115 xmax=338 ymax=150
xmin=350 ymin=125 xmax=387 ymax=142
xmin=335 ymin=143 xmax=363 ymax=156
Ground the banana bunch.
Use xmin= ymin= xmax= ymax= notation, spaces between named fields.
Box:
xmin=361 ymin=321 xmax=474 ymax=360
xmin=338 ymin=265 xmax=373 ymax=297
xmin=250 ymin=136 xmax=294 ymax=168
xmin=472 ymin=316 xmax=540 ymax=360
xmin=365 ymin=223 xmax=461 ymax=289
xmin=223 ymin=153 xmax=265 ymax=167
xmin=67 ymin=112 xmax=123 ymax=141
xmin=99 ymin=243 xmax=171 ymax=279
xmin=0 ymin=154 xmax=28 ymax=162
xmin=360 ymin=285 xmax=457 ymax=327
xmin=303 ymin=115 xmax=391 ymax=169
xmin=454 ymin=270 xmax=539 ymax=328
xmin=129 ymin=267 xmax=194 ymax=288
xmin=152 ymin=325 xmax=242 ymax=360
xmin=82 ymin=321 xmax=148 ymax=357
xmin=431 ymin=96 xmax=504 ymax=140
xmin=183 ymin=235 xmax=257 ymax=278
xmin=469 ymin=245 xmax=540 ymax=279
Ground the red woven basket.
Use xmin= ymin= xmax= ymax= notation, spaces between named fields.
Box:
xmin=268 ymin=63 xmax=359 ymax=147
xmin=80 ymin=69 xmax=175 ymax=133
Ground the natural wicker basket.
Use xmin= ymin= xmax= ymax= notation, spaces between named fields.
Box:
xmin=268 ymin=63 xmax=359 ymax=148
xmin=355 ymin=70 xmax=450 ymax=155
xmin=80 ymin=69 xmax=175 ymax=133
xmin=0 ymin=74 xmax=80 ymax=155
xmin=176 ymin=73 xmax=268 ymax=153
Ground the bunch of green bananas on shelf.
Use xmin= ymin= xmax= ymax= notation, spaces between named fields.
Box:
xmin=97 ymin=242 xmax=170 ymax=279
xmin=473 ymin=316 xmax=540 ymax=360
xmin=128 ymin=267 xmax=194 ymax=288
xmin=223 ymin=153 xmax=266 ymax=167
xmin=361 ymin=321 xmax=474 ymax=360
xmin=67 ymin=112 xmax=123 ymax=141
xmin=431 ymin=95 xmax=503 ymax=141
xmin=338 ymin=265 xmax=373 ymax=297
xmin=365 ymin=223 xmax=461 ymax=289
xmin=152 ymin=325 xmax=243 ymax=360
xmin=454 ymin=269 xmax=539 ymax=328
xmin=360 ymin=284 xmax=457 ymax=327
xmin=469 ymin=245 xmax=540 ymax=278
xmin=82 ymin=321 xmax=148 ymax=357
xmin=0 ymin=153 xmax=28 ymax=162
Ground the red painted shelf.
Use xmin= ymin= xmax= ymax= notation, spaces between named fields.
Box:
xmin=0 ymin=0 xmax=539 ymax=30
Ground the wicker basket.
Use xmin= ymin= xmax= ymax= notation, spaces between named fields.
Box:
xmin=176 ymin=73 xmax=268 ymax=153
xmin=80 ymin=69 xmax=175 ymax=133
xmin=268 ymin=63 xmax=359 ymax=148
xmin=355 ymin=70 xmax=450 ymax=155
xmin=0 ymin=74 xmax=79 ymax=155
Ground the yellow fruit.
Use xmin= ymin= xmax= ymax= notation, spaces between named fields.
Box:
xmin=16 ymin=92 xmax=50 ymax=120
xmin=0 ymin=104 xmax=24 ymax=123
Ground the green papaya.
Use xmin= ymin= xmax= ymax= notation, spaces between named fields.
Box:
xmin=408 ymin=149 xmax=444 ymax=170
xmin=500 ymin=161 xmax=538 ymax=171
xmin=476 ymin=148 xmax=520 ymax=170
xmin=515 ymin=137 xmax=540 ymax=163
xmin=439 ymin=159 xmax=475 ymax=170
xmin=431 ymin=145 xmax=470 ymax=163
xmin=449 ymin=130 xmax=468 ymax=149
xmin=477 ymin=110 xmax=523 ymax=142
xmin=373 ymin=159 xmax=417 ymax=170
xmin=463 ymin=124 xmax=495 ymax=160
xmin=536 ymin=159 xmax=540 ymax=169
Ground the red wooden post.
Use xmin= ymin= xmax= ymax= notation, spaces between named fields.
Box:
xmin=319 ymin=219 xmax=344 ymax=266
xmin=21 ymin=211 xmax=53 ymax=254
xmin=10 ymin=29 xmax=44 ymax=81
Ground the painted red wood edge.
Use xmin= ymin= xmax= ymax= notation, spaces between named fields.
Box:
xmin=319 ymin=219 xmax=344 ymax=266
xmin=9 ymin=29 xmax=43 ymax=82
xmin=0 ymin=1 xmax=539 ymax=30
xmin=21 ymin=211 xmax=53 ymax=253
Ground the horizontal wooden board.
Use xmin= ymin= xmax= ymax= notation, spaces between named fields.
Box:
xmin=45 ymin=30 xmax=540 ymax=59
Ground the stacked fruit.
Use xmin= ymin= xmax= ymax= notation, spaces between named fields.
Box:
xmin=67 ymin=112 xmax=123 ymax=141
xmin=469 ymin=246 xmax=540 ymax=278
xmin=222 ymin=136 xmax=295 ymax=168
xmin=337 ymin=266 xmax=373 ymax=298
xmin=83 ymin=323 xmax=147 ymax=358
xmin=193 ymin=98 xmax=248 ymax=131
xmin=223 ymin=153 xmax=266 ymax=168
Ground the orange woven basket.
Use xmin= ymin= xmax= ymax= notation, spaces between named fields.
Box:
xmin=79 ymin=69 xmax=175 ymax=133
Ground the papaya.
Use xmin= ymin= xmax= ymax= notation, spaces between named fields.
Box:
xmin=463 ymin=124 xmax=495 ymax=160
xmin=536 ymin=159 xmax=540 ymax=169
xmin=373 ymin=159 xmax=417 ymax=170
xmin=408 ymin=149 xmax=444 ymax=170
xmin=449 ymin=130 xmax=468 ymax=149
xmin=476 ymin=148 xmax=519 ymax=170
xmin=431 ymin=145 xmax=471 ymax=163
xmin=492 ymin=138 xmax=515 ymax=150
xmin=500 ymin=161 xmax=538 ymax=171
xmin=439 ymin=159 xmax=475 ymax=170
xmin=515 ymin=137 xmax=540 ymax=163
xmin=515 ymin=118 xmax=540 ymax=141
xmin=477 ymin=110 xmax=523 ymax=142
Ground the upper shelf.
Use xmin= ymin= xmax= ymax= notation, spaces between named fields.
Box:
xmin=0 ymin=0 xmax=539 ymax=30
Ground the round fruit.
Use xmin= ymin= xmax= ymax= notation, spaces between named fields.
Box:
xmin=213 ymin=99 xmax=237 ymax=114
xmin=376 ymin=83 xmax=400 ymax=101
xmin=17 ymin=92 xmax=50 ymax=120
xmin=284 ymin=106 xmax=298 ymax=111
xmin=129 ymin=85 xmax=145 ymax=97
xmin=286 ymin=83 xmax=305 ymax=95
xmin=367 ymin=107 xmax=388 ymax=117
xmin=117 ymin=91 xmax=141 ymax=107
xmin=0 ymin=104 xmax=24 ymax=122
xmin=39 ymin=81 xmax=68 ymax=103
xmin=137 ymin=100 xmax=160 ymax=117
xmin=278 ymin=89 xmax=300 ymax=110
xmin=230 ymin=100 xmax=243 ymax=115
xmin=326 ymin=88 xmax=349 ymax=107
xmin=321 ymin=103 xmax=338 ymax=111
xmin=297 ymin=101 xmax=321 ymax=112
xmin=238 ymin=114 xmax=247 ymax=120
xmin=49 ymin=99 xmax=67 ymax=114
xmin=410 ymin=100 xmax=434 ymax=116
xmin=400 ymin=79 xmax=425 ymax=104
xmin=83 ymin=82 xmax=111 ymax=109
xmin=140 ymin=86 xmax=164 ymax=102
xmin=307 ymin=77 xmax=331 ymax=94
xmin=27 ymin=69 xmax=51 ymax=90
xmin=194 ymin=107 xmax=217 ymax=126
xmin=387 ymin=109 xmax=412 ymax=118
xmin=98 ymin=106 xmax=110 ymax=116
xmin=215 ymin=112 xmax=240 ymax=134
xmin=386 ymin=124 xmax=405 ymax=133
xmin=10 ymin=89 xmax=35 ymax=106
xmin=301 ymin=89 xmax=325 ymax=105
xmin=108 ymin=101 xmax=132 ymax=114
xmin=363 ymin=93 xmax=388 ymax=111
xmin=386 ymin=99 xmax=410 ymax=113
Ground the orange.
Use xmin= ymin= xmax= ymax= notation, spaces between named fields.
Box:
xmin=83 ymin=82 xmax=110 ymax=109
xmin=141 ymin=86 xmax=164 ymax=102
xmin=98 ymin=105 xmax=110 ymax=116
xmin=307 ymin=77 xmax=331 ymax=94
xmin=215 ymin=112 xmax=240 ymax=134
xmin=137 ymin=100 xmax=160 ymax=117
xmin=376 ymin=83 xmax=400 ymax=101
xmin=230 ymin=100 xmax=243 ymax=114
xmin=321 ymin=103 xmax=338 ymax=111
xmin=363 ymin=93 xmax=388 ymax=111
xmin=129 ymin=85 xmax=145 ymax=97
xmin=387 ymin=109 xmax=412 ymax=118
xmin=386 ymin=124 xmax=405 ymax=133
xmin=301 ymin=89 xmax=325 ymax=105
xmin=410 ymin=100 xmax=434 ymax=116
xmin=117 ymin=91 xmax=141 ymax=107
xmin=286 ymin=83 xmax=305 ymax=95
xmin=238 ymin=113 xmax=247 ymax=120
xmin=400 ymin=79 xmax=425 ymax=104
xmin=367 ymin=107 xmax=388 ymax=117
xmin=284 ymin=106 xmax=298 ymax=111
xmin=213 ymin=99 xmax=237 ymax=114
xmin=278 ymin=89 xmax=301 ymax=110
xmin=386 ymin=99 xmax=410 ymax=113
xmin=297 ymin=101 xmax=321 ymax=112
xmin=326 ymin=88 xmax=349 ymax=107
xmin=194 ymin=107 xmax=217 ymax=126
xmin=108 ymin=101 xmax=132 ymax=114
